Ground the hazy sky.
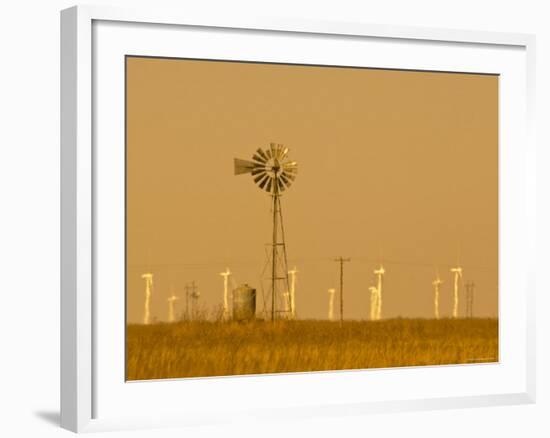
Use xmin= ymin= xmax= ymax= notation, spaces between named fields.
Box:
xmin=126 ymin=56 xmax=498 ymax=323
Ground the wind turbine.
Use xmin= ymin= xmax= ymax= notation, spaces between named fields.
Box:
xmin=369 ymin=286 xmax=379 ymax=321
xmin=432 ymin=271 xmax=443 ymax=320
xmin=374 ymin=264 xmax=385 ymax=320
xmin=167 ymin=287 xmax=179 ymax=323
xmin=141 ymin=273 xmax=153 ymax=325
xmin=328 ymin=288 xmax=336 ymax=321
xmin=219 ymin=268 xmax=232 ymax=320
xmin=450 ymin=266 xmax=463 ymax=319
xmin=288 ymin=266 xmax=298 ymax=319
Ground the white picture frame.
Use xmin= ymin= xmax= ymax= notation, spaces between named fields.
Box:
xmin=60 ymin=4 xmax=536 ymax=433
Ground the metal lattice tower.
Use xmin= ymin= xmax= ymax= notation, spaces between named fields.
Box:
xmin=234 ymin=143 xmax=298 ymax=321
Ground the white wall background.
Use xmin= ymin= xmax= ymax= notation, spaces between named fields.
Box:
xmin=0 ymin=0 xmax=547 ymax=436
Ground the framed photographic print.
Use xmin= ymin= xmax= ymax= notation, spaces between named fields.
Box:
xmin=61 ymin=5 xmax=536 ymax=433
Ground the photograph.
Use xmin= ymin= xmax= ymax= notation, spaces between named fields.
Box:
xmin=125 ymin=55 xmax=499 ymax=381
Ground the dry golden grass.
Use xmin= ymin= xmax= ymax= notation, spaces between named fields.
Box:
xmin=126 ymin=318 xmax=498 ymax=380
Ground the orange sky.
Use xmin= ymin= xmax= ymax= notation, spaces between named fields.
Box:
xmin=126 ymin=56 xmax=498 ymax=323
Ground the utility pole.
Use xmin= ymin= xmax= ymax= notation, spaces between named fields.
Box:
xmin=185 ymin=283 xmax=190 ymax=320
xmin=465 ymin=281 xmax=475 ymax=318
xmin=334 ymin=257 xmax=351 ymax=327
xmin=189 ymin=281 xmax=199 ymax=320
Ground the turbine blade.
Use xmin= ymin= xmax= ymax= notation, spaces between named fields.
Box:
xmin=266 ymin=178 xmax=273 ymax=193
xmin=234 ymin=158 xmax=257 ymax=175
xmin=277 ymin=178 xmax=286 ymax=192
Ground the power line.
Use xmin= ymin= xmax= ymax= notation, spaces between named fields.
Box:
xmin=127 ymin=256 xmax=495 ymax=272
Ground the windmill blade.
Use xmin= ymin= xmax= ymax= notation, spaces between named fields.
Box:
xmin=251 ymin=167 xmax=267 ymax=176
xmin=266 ymin=178 xmax=273 ymax=193
xmin=279 ymin=147 xmax=289 ymax=160
xmin=275 ymin=144 xmax=284 ymax=159
xmin=256 ymin=148 xmax=269 ymax=162
xmin=282 ymin=171 xmax=296 ymax=181
xmin=279 ymin=173 xmax=291 ymax=186
xmin=283 ymin=166 xmax=298 ymax=173
xmin=277 ymin=178 xmax=286 ymax=192
xmin=283 ymin=160 xmax=298 ymax=169
xmin=258 ymin=174 xmax=270 ymax=189
xmin=252 ymin=152 xmax=267 ymax=164
xmin=254 ymin=172 xmax=268 ymax=184
xmin=234 ymin=158 xmax=257 ymax=175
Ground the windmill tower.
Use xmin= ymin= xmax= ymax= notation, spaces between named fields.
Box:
xmin=374 ymin=265 xmax=385 ymax=320
xmin=288 ymin=266 xmax=298 ymax=319
xmin=167 ymin=287 xmax=179 ymax=323
xmin=141 ymin=273 xmax=153 ymax=325
xmin=234 ymin=143 xmax=298 ymax=321
xmin=432 ymin=271 xmax=443 ymax=320
xmin=328 ymin=288 xmax=336 ymax=321
xmin=219 ymin=268 xmax=232 ymax=320
xmin=450 ymin=266 xmax=463 ymax=318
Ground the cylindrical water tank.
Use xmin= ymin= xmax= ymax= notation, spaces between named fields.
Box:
xmin=232 ymin=284 xmax=256 ymax=321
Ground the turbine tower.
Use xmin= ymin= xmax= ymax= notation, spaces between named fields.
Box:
xmin=328 ymin=288 xmax=336 ymax=321
xmin=369 ymin=286 xmax=379 ymax=321
xmin=167 ymin=287 xmax=179 ymax=323
xmin=288 ymin=266 xmax=298 ymax=319
xmin=374 ymin=264 xmax=385 ymax=320
xmin=219 ymin=267 xmax=232 ymax=320
xmin=432 ymin=272 xmax=443 ymax=320
xmin=234 ymin=143 xmax=298 ymax=321
xmin=141 ymin=273 xmax=153 ymax=325
xmin=450 ymin=266 xmax=463 ymax=318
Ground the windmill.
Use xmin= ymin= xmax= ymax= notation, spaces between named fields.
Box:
xmin=167 ymin=287 xmax=179 ymax=323
xmin=374 ymin=265 xmax=385 ymax=320
xmin=234 ymin=143 xmax=298 ymax=321
xmin=328 ymin=288 xmax=336 ymax=321
xmin=369 ymin=286 xmax=379 ymax=321
xmin=141 ymin=273 xmax=153 ymax=325
xmin=450 ymin=266 xmax=463 ymax=318
xmin=288 ymin=266 xmax=298 ymax=319
xmin=219 ymin=268 xmax=232 ymax=320
xmin=432 ymin=271 xmax=443 ymax=320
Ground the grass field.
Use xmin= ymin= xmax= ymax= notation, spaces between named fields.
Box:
xmin=126 ymin=318 xmax=498 ymax=380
